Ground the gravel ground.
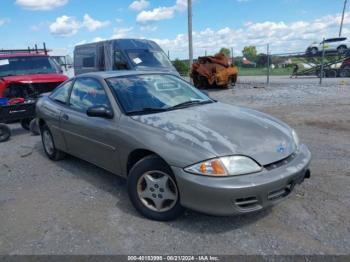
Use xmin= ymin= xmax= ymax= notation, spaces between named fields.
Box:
xmin=0 ymin=76 xmax=349 ymax=255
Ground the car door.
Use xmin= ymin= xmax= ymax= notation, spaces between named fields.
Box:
xmin=45 ymin=80 xmax=74 ymax=152
xmin=60 ymin=77 xmax=121 ymax=173
xmin=321 ymin=39 xmax=333 ymax=51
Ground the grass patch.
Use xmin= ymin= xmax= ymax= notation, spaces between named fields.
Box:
xmin=238 ymin=67 xmax=293 ymax=76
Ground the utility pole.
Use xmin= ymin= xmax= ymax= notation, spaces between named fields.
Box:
xmin=188 ymin=0 xmax=193 ymax=68
xmin=320 ymin=38 xmax=326 ymax=85
xmin=267 ymin=44 xmax=270 ymax=85
xmin=231 ymin=47 xmax=234 ymax=65
xmin=339 ymin=0 xmax=348 ymax=37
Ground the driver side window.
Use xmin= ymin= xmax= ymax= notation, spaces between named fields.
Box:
xmin=49 ymin=80 xmax=73 ymax=104
xmin=69 ymin=78 xmax=110 ymax=112
xmin=114 ymin=51 xmax=128 ymax=70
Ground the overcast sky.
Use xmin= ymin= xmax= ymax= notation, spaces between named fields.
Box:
xmin=1 ymin=0 xmax=349 ymax=58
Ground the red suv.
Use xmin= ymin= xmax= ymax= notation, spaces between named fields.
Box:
xmin=0 ymin=52 xmax=68 ymax=101
xmin=0 ymin=50 xmax=69 ymax=133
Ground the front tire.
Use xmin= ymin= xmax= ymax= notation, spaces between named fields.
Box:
xmin=311 ymin=47 xmax=318 ymax=55
xmin=127 ymin=155 xmax=184 ymax=221
xmin=41 ymin=124 xmax=65 ymax=161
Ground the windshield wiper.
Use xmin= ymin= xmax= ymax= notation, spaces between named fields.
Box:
xmin=126 ymin=107 xmax=170 ymax=115
xmin=34 ymin=72 xmax=51 ymax=74
xmin=171 ymin=100 xmax=213 ymax=109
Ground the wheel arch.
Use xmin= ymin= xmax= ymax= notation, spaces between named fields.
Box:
xmin=338 ymin=44 xmax=347 ymax=49
xmin=126 ymin=149 xmax=170 ymax=176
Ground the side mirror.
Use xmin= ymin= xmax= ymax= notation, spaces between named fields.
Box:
xmin=87 ymin=105 xmax=114 ymax=119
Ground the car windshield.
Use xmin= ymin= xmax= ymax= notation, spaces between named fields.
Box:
xmin=107 ymin=74 xmax=213 ymax=115
xmin=0 ymin=56 xmax=59 ymax=77
xmin=126 ymin=49 xmax=173 ymax=68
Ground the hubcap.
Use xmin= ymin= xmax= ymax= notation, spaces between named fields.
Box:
xmin=137 ymin=171 xmax=178 ymax=213
xmin=43 ymin=130 xmax=54 ymax=155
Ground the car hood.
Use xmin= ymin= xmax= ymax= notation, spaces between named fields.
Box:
xmin=131 ymin=102 xmax=296 ymax=166
xmin=308 ymin=42 xmax=319 ymax=47
xmin=1 ymin=74 xmax=68 ymax=84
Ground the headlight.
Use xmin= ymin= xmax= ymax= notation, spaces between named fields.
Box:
xmin=184 ymin=156 xmax=262 ymax=177
xmin=292 ymin=129 xmax=300 ymax=151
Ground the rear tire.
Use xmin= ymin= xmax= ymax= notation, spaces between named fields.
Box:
xmin=41 ymin=124 xmax=66 ymax=161
xmin=20 ymin=118 xmax=32 ymax=131
xmin=326 ymin=70 xmax=337 ymax=78
xmin=337 ymin=45 xmax=347 ymax=54
xmin=0 ymin=124 xmax=11 ymax=142
xmin=29 ymin=119 xmax=40 ymax=136
xmin=127 ymin=155 xmax=184 ymax=221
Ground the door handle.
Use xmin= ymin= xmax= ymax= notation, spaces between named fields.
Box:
xmin=62 ymin=114 xmax=69 ymax=121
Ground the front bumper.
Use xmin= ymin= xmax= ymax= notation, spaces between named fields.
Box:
xmin=172 ymin=144 xmax=311 ymax=216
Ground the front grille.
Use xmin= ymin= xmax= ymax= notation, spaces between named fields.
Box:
xmin=30 ymin=82 xmax=62 ymax=94
xmin=264 ymin=153 xmax=297 ymax=171
xmin=6 ymin=82 xmax=62 ymax=99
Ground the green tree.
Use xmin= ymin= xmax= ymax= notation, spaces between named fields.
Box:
xmin=242 ymin=46 xmax=257 ymax=62
xmin=172 ymin=59 xmax=189 ymax=76
xmin=256 ymin=53 xmax=271 ymax=67
xmin=219 ymin=47 xmax=231 ymax=57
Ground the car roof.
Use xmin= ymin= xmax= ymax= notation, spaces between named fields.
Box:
xmin=325 ymin=37 xmax=347 ymax=40
xmin=77 ymin=70 xmax=176 ymax=79
xmin=74 ymin=38 xmax=159 ymax=50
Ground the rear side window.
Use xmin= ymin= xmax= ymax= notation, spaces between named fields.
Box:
xmin=69 ymin=78 xmax=109 ymax=112
xmin=82 ymin=55 xmax=95 ymax=67
xmin=325 ymin=38 xmax=346 ymax=43
xmin=49 ymin=80 xmax=73 ymax=104
xmin=75 ymin=53 xmax=95 ymax=68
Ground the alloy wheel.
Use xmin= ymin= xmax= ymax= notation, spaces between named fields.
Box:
xmin=137 ymin=171 xmax=178 ymax=212
xmin=338 ymin=46 xmax=346 ymax=54
xmin=43 ymin=130 xmax=54 ymax=155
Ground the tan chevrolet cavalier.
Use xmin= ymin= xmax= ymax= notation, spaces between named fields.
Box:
xmin=36 ymin=71 xmax=311 ymax=221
